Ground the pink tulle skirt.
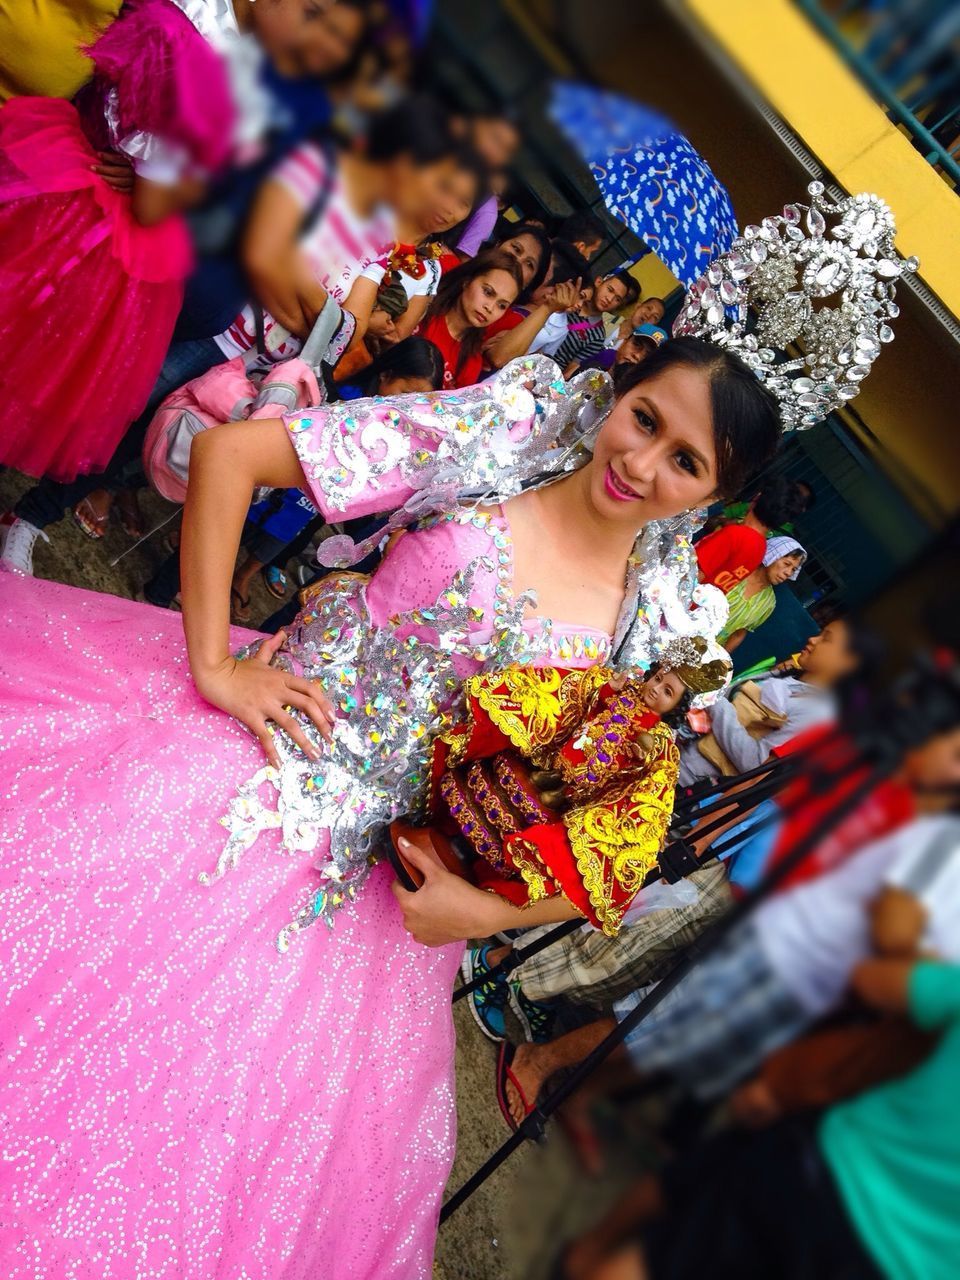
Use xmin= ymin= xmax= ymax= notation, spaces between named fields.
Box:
xmin=0 ymin=97 xmax=192 ymax=482
xmin=0 ymin=572 xmax=461 ymax=1279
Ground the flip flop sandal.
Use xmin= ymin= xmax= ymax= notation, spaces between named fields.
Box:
xmin=230 ymin=586 xmax=251 ymax=622
xmin=73 ymin=495 xmax=111 ymax=540
xmin=262 ymin=565 xmax=289 ymax=598
xmin=115 ymin=490 xmax=144 ymax=539
xmin=495 ymin=1041 xmax=543 ymax=1136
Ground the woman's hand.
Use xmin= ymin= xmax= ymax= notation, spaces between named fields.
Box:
xmin=92 ymin=150 xmax=135 ymax=192
xmin=195 ymin=629 xmax=336 ymax=767
xmin=549 ymin=277 xmax=583 ymax=314
xmin=390 ymin=840 xmax=500 ymax=946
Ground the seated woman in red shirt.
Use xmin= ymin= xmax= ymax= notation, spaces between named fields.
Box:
xmin=415 ymin=249 xmax=524 ymax=387
xmin=696 ymin=476 xmax=809 ymax=593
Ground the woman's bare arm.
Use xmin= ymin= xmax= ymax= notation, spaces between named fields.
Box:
xmin=390 ymin=839 xmax=582 ymax=946
xmin=180 ymin=419 xmax=335 ymax=763
xmin=396 ymin=294 xmax=429 ymax=340
xmin=242 ymin=180 xmax=328 ymax=338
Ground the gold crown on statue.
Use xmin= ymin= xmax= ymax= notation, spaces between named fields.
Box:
xmin=672 ymin=181 xmax=917 ymax=430
xmin=659 ymin=635 xmax=731 ymax=697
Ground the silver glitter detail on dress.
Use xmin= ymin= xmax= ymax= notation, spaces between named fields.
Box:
xmin=208 ymin=357 xmax=730 ymax=943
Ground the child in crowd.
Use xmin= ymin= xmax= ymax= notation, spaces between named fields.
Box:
xmin=556 ymin=271 xmax=641 ymax=376
xmin=581 ymin=322 xmax=669 ymax=375
xmin=605 ymin=294 xmax=666 ymax=352
xmin=481 ymin=239 xmax=591 ymax=370
xmin=148 ymin=336 xmax=447 ymax=616
xmin=397 ymin=638 xmax=730 ymax=936
xmin=415 ymin=249 xmax=524 ymax=386
xmin=0 ymin=96 xmax=467 ymax=570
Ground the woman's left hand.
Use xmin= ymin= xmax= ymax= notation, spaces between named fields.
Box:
xmin=390 ymin=839 xmax=499 ymax=946
xmin=92 ymin=150 xmax=135 ymax=192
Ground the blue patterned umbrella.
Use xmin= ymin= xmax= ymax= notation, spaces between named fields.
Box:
xmin=549 ymin=82 xmax=738 ymax=289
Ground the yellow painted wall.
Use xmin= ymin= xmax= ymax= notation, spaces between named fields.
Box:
xmin=684 ymin=0 xmax=960 ymax=320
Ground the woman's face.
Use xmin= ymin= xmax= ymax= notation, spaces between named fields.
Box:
xmin=251 ymin=0 xmax=361 ymax=78
xmin=458 ymin=268 xmax=519 ymax=328
xmin=797 ymin=620 xmax=854 ymax=682
xmin=585 ymin=364 xmax=720 ymax=528
xmin=498 ymin=233 xmax=544 ymax=289
xmin=379 ymin=373 xmax=436 ymax=395
xmin=765 ymin=552 xmax=803 ymax=585
xmin=400 ymin=158 xmax=477 ymax=236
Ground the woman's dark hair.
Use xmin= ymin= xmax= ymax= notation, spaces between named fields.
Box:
xmin=613 ymin=335 xmax=782 ymax=498
xmin=493 ymin=221 xmax=551 ymax=300
xmin=433 ymin=145 xmax=490 ymax=249
xmin=752 ymin=476 xmax=810 ymax=530
xmin=548 ymin=240 xmax=592 ymax=287
xmin=349 ymin=336 xmax=445 ymax=395
xmin=366 ymin=94 xmax=455 ymax=165
xmin=423 ymin=249 xmax=525 ymax=376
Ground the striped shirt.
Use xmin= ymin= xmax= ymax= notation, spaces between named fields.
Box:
xmin=215 ymin=141 xmax=395 ymax=365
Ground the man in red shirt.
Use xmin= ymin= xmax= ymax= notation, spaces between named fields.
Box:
xmin=696 ymin=477 xmax=811 ymax=593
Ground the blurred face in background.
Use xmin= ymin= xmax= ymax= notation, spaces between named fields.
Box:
xmin=797 ymin=620 xmax=856 ymax=683
xmin=498 ymin=232 xmax=545 ymax=289
xmin=902 ymin=727 xmax=960 ymax=794
xmin=614 ymin=333 xmax=655 ymax=367
xmin=248 ymin=0 xmax=363 ymax=78
xmin=470 ymin=116 xmax=520 ymax=171
xmin=400 ymin=157 xmax=479 ymax=238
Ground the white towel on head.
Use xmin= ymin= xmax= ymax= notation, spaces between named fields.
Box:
xmin=763 ymin=535 xmax=806 ymax=579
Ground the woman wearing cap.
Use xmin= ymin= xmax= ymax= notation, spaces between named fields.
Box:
xmin=719 ymin=536 xmax=807 ymax=652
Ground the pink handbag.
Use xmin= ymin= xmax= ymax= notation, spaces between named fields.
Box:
xmin=142 ymin=356 xmax=322 ymax=503
xmin=142 ymin=297 xmax=354 ymax=503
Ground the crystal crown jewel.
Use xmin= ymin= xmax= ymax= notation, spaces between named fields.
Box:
xmin=672 ymin=181 xmax=917 ymax=430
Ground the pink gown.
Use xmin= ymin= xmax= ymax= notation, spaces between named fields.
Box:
xmin=0 ymin=373 xmax=617 ymax=1279
xmin=0 ymin=0 xmax=234 ymax=481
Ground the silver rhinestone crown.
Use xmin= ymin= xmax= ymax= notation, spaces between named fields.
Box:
xmin=672 ymin=181 xmax=917 ymax=430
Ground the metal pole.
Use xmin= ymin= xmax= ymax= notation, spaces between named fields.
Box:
xmin=439 ymin=752 xmax=893 ymax=1223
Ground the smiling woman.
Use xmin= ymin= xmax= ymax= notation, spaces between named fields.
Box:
xmin=0 ymin=346 xmax=781 ymax=1278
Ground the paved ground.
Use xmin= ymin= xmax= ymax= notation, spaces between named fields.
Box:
xmin=2 ymin=467 xmax=656 ymax=1280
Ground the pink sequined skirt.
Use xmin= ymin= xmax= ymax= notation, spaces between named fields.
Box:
xmin=0 ymin=573 xmax=461 ymax=1279
xmin=0 ymin=97 xmax=190 ymax=481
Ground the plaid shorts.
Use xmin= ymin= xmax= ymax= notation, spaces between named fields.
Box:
xmin=614 ymin=919 xmax=807 ymax=1099
xmin=515 ymin=860 xmax=732 ymax=1007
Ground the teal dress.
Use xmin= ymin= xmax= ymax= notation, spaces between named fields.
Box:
xmin=819 ymin=962 xmax=960 ymax=1280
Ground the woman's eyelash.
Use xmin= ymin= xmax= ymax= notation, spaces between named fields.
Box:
xmin=633 ymin=409 xmax=654 ymax=430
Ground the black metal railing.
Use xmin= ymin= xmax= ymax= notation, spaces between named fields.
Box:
xmin=797 ymin=0 xmax=960 ymax=189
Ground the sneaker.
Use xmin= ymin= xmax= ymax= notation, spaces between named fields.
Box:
xmin=459 ymin=945 xmax=509 ymax=1042
xmin=0 ymin=515 xmax=48 ymax=576
xmin=508 ymin=982 xmax=557 ymax=1044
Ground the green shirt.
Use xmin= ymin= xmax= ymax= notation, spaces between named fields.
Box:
xmin=717 ymin=579 xmax=776 ymax=643
xmin=819 ymin=962 xmax=960 ymax=1280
